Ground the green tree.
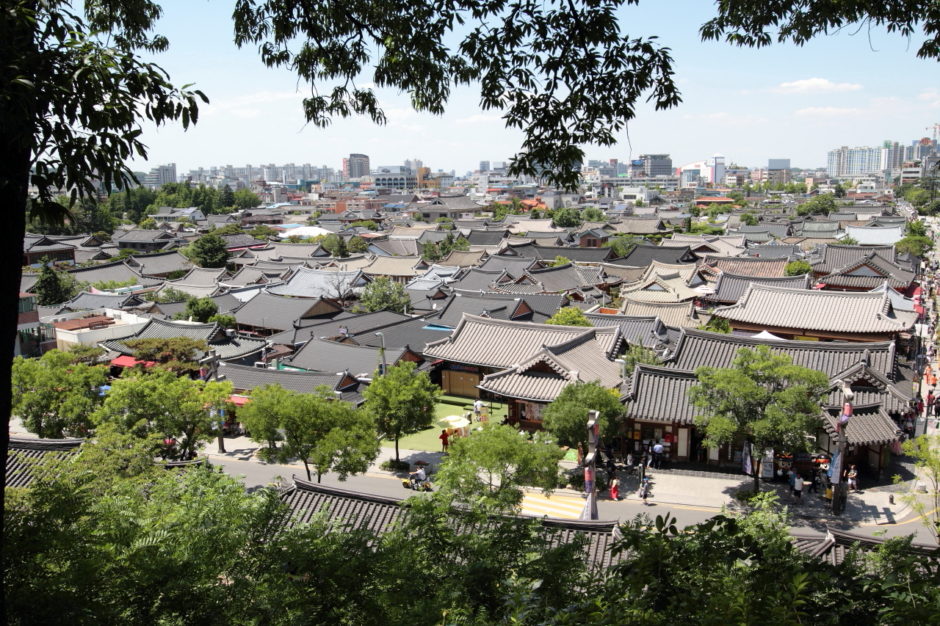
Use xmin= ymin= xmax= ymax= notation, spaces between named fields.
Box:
xmin=213 ymin=222 xmax=244 ymax=236
xmin=839 ymin=236 xmax=859 ymax=245
xmin=12 ymin=350 xmax=108 ymax=437
xmin=138 ymin=217 xmax=157 ymax=229
xmin=321 ymin=233 xmax=349 ymax=258
xmin=605 ymin=234 xmax=640 ymax=258
xmin=698 ymin=316 xmax=732 ymax=334
xmin=896 ymin=234 xmax=934 ymax=257
xmin=551 ymin=255 xmax=573 ymax=267
xmin=349 ymin=219 xmax=379 ymax=231
xmin=907 ymin=219 xmax=928 ymax=237
xmin=348 ymin=235 xmax=368 ymax=253
xmin=621 ymin=344 xmax=661 ymax=376
xmin=124 ymin=337 xmax=208 ymax=374
xmin=541 ymin=381 xmax=623 ymax=450
xmin=581 ymin=206 xmax=605 ymax=222
xmin=785 ymin=260 xmax=812 ymax=276
xmin=176 ymin=297 xmax=218 ymax=323
xmin=356 ymin=277 xmax=411 ymax=314
xmin=144 ymin=286 xmax=191 ymax=303
xmin=895 ymin=435 xmax=940 ymax=545
xmin=237 ymin=383 xmax=290 ymax=458
xmin=739 ymin=211 xmax=757 ymax=225
xmin=551 ymin=207 xmax=582 ymax=228
xmin=795 ymin=194 xmax=837 ymax=216
xmin=545 ymin=306 xmax=591 ymax=327
xmin=279 ymin=387 xmax=380 ymax=482
xmin=190 ymin=232 xmax=230 ymax=268
xmin=220 ymin=184 xmax=235 ymax=207
xmin=32 ymin=260 xmax=76 ymax=305
xmin=436 ymin=423 xmax=564 ymax=511
xmin=363 ymin=361 xmax=439 ymax=463
xmin=248 ymin=224 xmax=278 ymax=239
xmin=689 ymin=346 xmax=828 ymax=493
xmin=208 ymin=313 xmax=237 ymax=328
xmin=232 ymin=188 xmax=261 ymax=210
xmin=65 ymin=344 xmax=106 ymax=365
xmin=94 ymin=369 xmax=232 ymax=459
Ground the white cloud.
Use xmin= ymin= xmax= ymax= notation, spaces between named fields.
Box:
xmin=455 ymin=113 xmax=503 ymax=126
xmin=680 ymin=112 xmax=766 ymax=125
xmin=919 ymin=88 xmax=940 ymax=107
xmin=202 ymin=90 xmax=303 ymax=119
xmin=794 ymin=106 xmax=863 ymax=118
xmin=773 ymin=78 xmax=863 ymax=94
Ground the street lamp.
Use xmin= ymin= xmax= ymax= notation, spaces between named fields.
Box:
xmin=374 ymin=331 xmax=387 ymax=376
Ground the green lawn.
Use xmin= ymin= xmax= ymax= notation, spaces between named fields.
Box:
xmin=380 ymin=396 xmax=508 ymax=452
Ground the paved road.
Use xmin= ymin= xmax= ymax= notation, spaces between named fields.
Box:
xmin=211 ymin=455 xmax=935 ymax=542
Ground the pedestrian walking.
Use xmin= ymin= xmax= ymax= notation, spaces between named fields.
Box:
xmin=793 ymin=473 xmax=803 ymax=503
xmin=438 ymin=429 xmax=450 ymax=452
xmin=652 ymin=440 xmax=664 ymax=469
xmin=609 ymin=477 xmax=620 ymax=501
xmin=473 ymin=398 xmax=484 ymax=422
xmin=846 ymin=464 xmax=859 ymax=491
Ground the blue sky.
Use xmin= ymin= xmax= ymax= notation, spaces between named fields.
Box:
xmin=133 ymin=1 xmax=940 ymax=175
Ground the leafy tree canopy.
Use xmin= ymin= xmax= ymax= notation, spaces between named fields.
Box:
xmin=232 ymin=188 xmax=261 ymax=210
xmin=355 ymin=277 xmax=411 ymax=314
xmin=541 ymin=381 xmax=623 ymax=449
xmin=690 ymin=346 xmax=828 ymax=492
xmin=124 ymin=337 xmax=208 ymax=374
xmin=785 ymin=260 xmax=812 ymax=276
xmin=796 ymin=194 xmax=837 ymax=216
xmin=896 ymin=234 xmax=934 ymax=257
xmin=551 ymin=207 xmax=582 ymax=228
xmin=12 ymin=350 xmax=108 ymax=438
xmin=362 ymin=361 xmax=438 ymax=462
xmin=581 ymin=206 xmax=605 ymax=222
xmin=190 ymin=232 xmax=230 ymax=268
xmin=32 ymin=260 xmax=78 ymax=305
xmin=545 ymin=306 xmax=591 ymax=327
xmin=348 ymin=234 xmax=369 ymax=253
xmin=436 ymin=423 xmax=564 ymax=512
xmin=604 ymin=234 xmax=641 ymax=258
xmin=175 ymin=297 xmax=218 ymax=323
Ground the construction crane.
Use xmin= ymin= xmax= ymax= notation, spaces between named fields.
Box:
xmin=928 ymin=123 xmax=940 ymax=142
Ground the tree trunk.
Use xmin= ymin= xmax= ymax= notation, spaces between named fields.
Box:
xmin=394 ymin=434 xmax=400 ymax=463
xmin=0 ymin=106 xmax=32 ymax=626
xmin=303 ymin=459 xmax=311 ymax=481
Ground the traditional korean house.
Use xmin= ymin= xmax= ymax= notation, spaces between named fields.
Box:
xmin=710 ymin=284 xmax=917 ymax=342
xmin=424 ymin=314 xmax=621 ymax=413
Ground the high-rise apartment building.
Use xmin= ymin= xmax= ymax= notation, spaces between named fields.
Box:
xmin=636 ymin=154 xmax=673 ymax=177
xmin=143 ymin=163 xmax=176 ymax=188
xmin=344 ymin=153 xmax=370 ymax=179
xmin=827 ymin=146 xmax=882 ymax=178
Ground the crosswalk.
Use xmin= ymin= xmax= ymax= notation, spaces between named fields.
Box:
xmin=520 ymin=492 xmax=587 ymax=519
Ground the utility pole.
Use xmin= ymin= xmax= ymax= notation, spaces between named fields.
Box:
xmin=374 ymin=331 xmax=387 ymax=376
xmin=580 ymin=410 xmax=600 ymax=521
xmin=830 ymin=381 xmax=854 ymax=515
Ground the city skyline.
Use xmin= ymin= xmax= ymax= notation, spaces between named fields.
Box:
xmin=130 ymin=2 xmax=939 ymax=175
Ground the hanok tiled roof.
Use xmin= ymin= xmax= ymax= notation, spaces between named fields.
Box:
xmin=221 ymin=233 xmax=267 ymax=250
xmin=704 ymin=273 xmax=811 ymax=305
xmin=155 ymin=282 xmax=224 ymax=299
xmin=267 ymin=267 xmax=367 ymax=299
xmin=280 ymin=479 xmax=623 ymax=569
xmin=56 ymin=291 xmax=142 ymax=312
xmin=55 ymin=260 xmax=161 ymax=288
xmin=843 ymin=224 xmax=905 ymax=245
xmin=701 ymin=255 xmax=788 ymax=278
xmin=621 ymin=299 xmax=699 ymax=328
xmin=585 ymin=313 xmax=671 ymax=349
xmin=479 ymin=333 xmax=621 ymax=402
xmin=712 ymin=285 xmax=916 ymax=334
xmin=218 ymin=362 xmax=362 ymax=404
xmin=624 ymin=365 xmax=698 ymax=424
xmin=126 ymin=251 xmax=193 ymax=277
xmin=234 ymin=292 xmax=343 ymax=331
xmin=608 ymin=218 xmax=667 ymax=235
xmin=744 ymin=241 xmax=801 ymax=259
xmin=664 ymin=328 xmax=897 ymax=380
xmin=154 ymin=293 xmax=243 ymax=319
xmin=370 ymin=238 xmax=420 ymax=256
xmin=101 ymin=318 xmax=267 ymax=361
xmin=822 ymin=404 xmax=900 ymax=447
xmin=478 ymin=255 xmax=539 ymax=277
xmin=619 ymin=266 xmax=700 ymax=303
xmin=114 ymin=229 xmax=177 ymax=244
xmin=286 ymin=337 xmax=406 ymax=377
xmin=523 ymin=263 xmax=602 ymax=293
xmin=610 ymin=244 xmax=697 ymax=267
xmin=809 ymin=244 xmax=901 ymax=275
xmin=177 ymin=267 xmax=229 ymax=286
xmin=424 ymin=314 xmax=620 ymax=368
xmin=449 ymin=268 xmax=509 ymax=291
xmin=449 ymin=290 xmax=566 ymax=323
xmin=817 ymin=252 xmax=915 ymax=290
xmin=596 ymin=263 xmax=646 ymax=283
xmin=250 ymin=242 xmax=329 ymax=262
xmin=736 ymin=223 xmax=791 ymax=239
xmin=440 ymin=249 xmax=487 ymax=267
xmin=220 ymin=265 xmax=291 ymax=287
xmin=791 ymin=527 xmax=937 ymax=566
xmin=6 ymin=437 xmax=83 ymax=488
xmin=362 ymin=256 xmax=426 ymax=278
xmin=275 ymin=310 xmax=415 ymax=345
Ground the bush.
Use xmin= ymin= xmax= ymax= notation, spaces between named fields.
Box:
xmin=566 ymin=467 xmax=608 ymax=492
